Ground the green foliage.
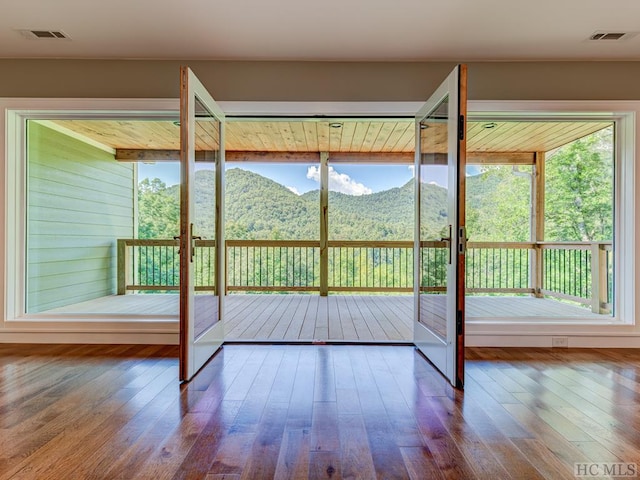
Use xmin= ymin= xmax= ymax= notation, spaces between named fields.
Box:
xmin=136 ymin=129 xmax=614 ymax=297
xmin=137 ymin=178 xmax=179 ymax=239
xmin=305 ymin=181 xmax=419 ymax=240
xmin=466 ymin=166 xmax=532 ymax=242
xmin=464 ymin=127 xmax=614 ymax=243
xmin=545 ymin=127 xmax=614 ymax=241
xmin=138 ymin=128 xmax=614 ymax=244
xmin=418 ymin=182 xmax=449 ymax=239
xmin=225 ymin=169 xmax=316 ymax=240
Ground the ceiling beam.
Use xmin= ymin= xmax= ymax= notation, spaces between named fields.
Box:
xmin=328 ymin=152 xmax=413 ymax=164
xmin=116 ymin=149 xmax=215 ymax=162
xmin=227 ymin=151 xmax=321 ymax=163
xmin=115 ymin=149 xmax=535 ymax=165
xmin=466 ymin=152 xmax=535 ymax=165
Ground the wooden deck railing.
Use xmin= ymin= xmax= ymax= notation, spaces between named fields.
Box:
xmin=226 ymin=240 xmax=320 ymax=292
xmin=117 ymin=239 xmax=216 ymax=293
xmin=117 ymin=239 xmax=613 ymax=313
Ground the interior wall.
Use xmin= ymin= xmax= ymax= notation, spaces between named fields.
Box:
xmin=2 ymin=60 xmax=640 ymax=101
xmin=2 ymin=60 xmax=640 ymax=345
xmin=26 ymin=122 xmax=135 ymax=312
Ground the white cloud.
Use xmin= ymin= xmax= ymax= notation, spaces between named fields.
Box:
xmin=306 ymin=166 xmax=372 ymax=196
xmin=408 ymin=165 xmax=415 ymax=177
xmin=286 ymin=186 xmax=301 ymax=195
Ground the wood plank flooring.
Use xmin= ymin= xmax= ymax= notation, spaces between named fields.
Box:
xmin=44 ymin=294 xmax=608 ymax=342
xmin=1 ymin=344 xmax=639 ymax=479
xmin=225 ymin=295 xmax=414 ymax=342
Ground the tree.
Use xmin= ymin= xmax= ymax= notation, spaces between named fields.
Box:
xmin=466 ymin=166 xmax=531 ymax=242
xmin=137 ymin=178 xmax=179 ymax=239
xmin=545 ymin=127 xmax=613 ymax=242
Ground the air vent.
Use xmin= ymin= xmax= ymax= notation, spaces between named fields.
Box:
xmin=589 ymin=31 xmax=632 ymax=41
xmin=18 ymin=29 xmax=70 ymax=40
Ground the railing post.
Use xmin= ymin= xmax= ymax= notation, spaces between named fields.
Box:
xmin=320 ymin=152 xmax=329 ymax=296
xmin=533 ymin=244 xmax=544 ymax=298
xmin=117 ymin=239 xmax=127 ymax=295
xmin=591 ymin=243 xmax=607 ymax=314
xmin=224 ymin=241 xmax=229 ymax=295
xmin=531 ymin=152 xmax=545 ymax=298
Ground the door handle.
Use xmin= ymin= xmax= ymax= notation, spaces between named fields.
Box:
xmin=440 ymin=225 xmax=452 ymax=264
xmin=189 ymin=223 xmax=202 ymax=262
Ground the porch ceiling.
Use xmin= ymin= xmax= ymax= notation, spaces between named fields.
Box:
xmin=50 ymin=119 xmax=611 ymax=156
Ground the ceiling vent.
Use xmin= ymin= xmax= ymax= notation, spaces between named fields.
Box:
xmin=18 ymin=29 xmax=70 ymax=40
xmin=589 ymin=31 xmax=634 ymax=41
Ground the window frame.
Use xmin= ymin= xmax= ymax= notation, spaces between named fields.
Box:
xmin=1 ymin=98 xmax=636 ymax=344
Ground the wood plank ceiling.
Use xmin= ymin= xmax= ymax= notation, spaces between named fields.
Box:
xmin=51 ymin=119 xmax=611 ymax=156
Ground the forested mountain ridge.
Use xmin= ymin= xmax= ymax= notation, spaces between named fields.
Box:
xmin=225 ymin=168 xmax=424 ymax=240
xmin=138 ymin=123 xmax=614 ymax=245
xmin=137 ymin=167 xmax=538 ymax=242
xmin=139 ymin=168 xmax=443 ymax=241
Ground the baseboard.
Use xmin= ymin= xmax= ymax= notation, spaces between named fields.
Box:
xmin=2 ymin=329 xmax=639 ymax=348
xmin=0 ymin=331 xmax=179 ymax=344
xmin=467 ymin=334 xmax=640 ymax=348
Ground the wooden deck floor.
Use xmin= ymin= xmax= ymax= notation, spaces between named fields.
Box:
xmin=226 ymin=295 xmax=413 ymax=342
xmin=2 ymin=343 xmax=639 ymax=480
xmin=44 ymin=294 xmax=608 ymax=342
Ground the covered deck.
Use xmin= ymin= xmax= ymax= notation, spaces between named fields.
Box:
xmin=47 ymin=293 xmax=606 ymax=342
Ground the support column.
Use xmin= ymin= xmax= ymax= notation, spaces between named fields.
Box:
xmin=117 ymin=239 xmax=127 ymax=295
xmin=320 ymin=152 xmax=329 ymax=296
xmin=590 ymin=243 xmax=610 ymax=314
xmin=530 ymin=152 xmax=545 ymax=298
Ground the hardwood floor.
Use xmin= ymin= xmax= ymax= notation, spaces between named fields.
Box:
xmin=1 ymin=343 xmax=639 ymax=479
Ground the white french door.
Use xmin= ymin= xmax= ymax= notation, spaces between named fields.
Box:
xmin=414 ymin=65 xmax=467 ymax=388
xmin=179 ymin=67 xmax=225 ymax=382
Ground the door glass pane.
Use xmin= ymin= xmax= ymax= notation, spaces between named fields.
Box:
xmin=193 ymin=95 xmax=220 ymax=338
xmin=419 ymin=96 xmax=450 ymax=339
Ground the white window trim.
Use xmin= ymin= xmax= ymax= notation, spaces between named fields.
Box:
xmin=1 ymin=98 xmax=638 ymax=345
xmin=466 ymin=101 xmax=637 ymax=344
xmin=2 ymin=98 xmax=180 ymax=338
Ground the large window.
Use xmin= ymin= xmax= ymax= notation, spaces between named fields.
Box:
xmin=3 ymin=104 xmax=635 ymax=334
xmin=26 ymin=120 xmax=137 ymax=314
xmin=464 ymin=121 xmax=616 ymax=319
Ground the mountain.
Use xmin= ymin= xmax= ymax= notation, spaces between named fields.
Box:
xmin=141 ymin=167 xmax=451 ymax=241
xmin=224 ymin=168 xmax=448 ymax=240
xmin=224 ymin=168 xmax=316 ymax=239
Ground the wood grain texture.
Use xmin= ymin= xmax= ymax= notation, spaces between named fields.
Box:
xmin=51 ymin=119 xmax=612 ymax=155
xmin=39 ymin=294 xmax=605 ymax=338
xmin=2 ymin=344 xmax=639 ymax=479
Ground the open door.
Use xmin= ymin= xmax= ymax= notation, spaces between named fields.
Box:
xmin=414 ymin=65 xmax=467 ymax=388
xmin=179 ymin=66 xmax=225 ymax=382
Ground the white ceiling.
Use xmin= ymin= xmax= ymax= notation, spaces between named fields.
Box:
xmin=2 ymin=0 xmax=640 ymax=61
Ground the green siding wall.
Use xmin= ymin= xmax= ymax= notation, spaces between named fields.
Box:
xmin=27 ymin=122 xmax=135 ymax=313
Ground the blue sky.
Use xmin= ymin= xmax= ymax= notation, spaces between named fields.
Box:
xmin=137 ymin=162 xmax=455 ymax=195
